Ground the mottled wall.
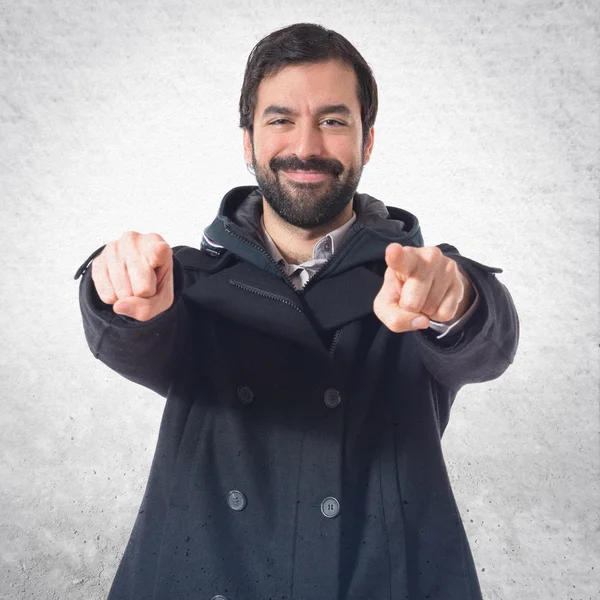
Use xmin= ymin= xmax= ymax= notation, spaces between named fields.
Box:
xmin=0 ymin=1 xmax=598 ymax=598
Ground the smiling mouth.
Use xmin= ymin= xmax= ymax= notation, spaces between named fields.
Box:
xmin=283 ymin=170 xmax=332 ymax=182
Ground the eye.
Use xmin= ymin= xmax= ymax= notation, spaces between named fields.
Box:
xmin=269 ymin=118 xmax=292 ymax=126
xmin=321 ymin=119 xmax=345 ymax=127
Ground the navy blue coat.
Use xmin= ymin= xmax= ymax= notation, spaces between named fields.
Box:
xmin=75 ymin=186 xmax=519 ymax=600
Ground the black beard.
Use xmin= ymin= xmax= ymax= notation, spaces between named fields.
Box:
xmin=252 ymin=152 xmax=363 ymax=229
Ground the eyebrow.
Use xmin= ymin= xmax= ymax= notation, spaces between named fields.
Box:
xmin=261 ymin=104 xmax=353 ymax=118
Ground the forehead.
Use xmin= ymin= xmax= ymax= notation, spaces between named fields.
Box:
xmin=255 ymin=59 xmax=360 ymax=112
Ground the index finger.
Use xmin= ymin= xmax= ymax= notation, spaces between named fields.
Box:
xmin=385 ymin=243 xmax=418 ymax=280
xmin=139 ymin=235 xmax=171 ymax=269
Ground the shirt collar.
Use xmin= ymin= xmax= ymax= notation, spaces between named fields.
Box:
xmin=260 ymin=211 xmax=357 ymax=266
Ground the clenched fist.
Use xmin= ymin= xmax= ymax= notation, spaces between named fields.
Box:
xmin=373 ymin=242 xmax=475 ymax=334
xmin=91 ymin=231 xmax=174 ymax=322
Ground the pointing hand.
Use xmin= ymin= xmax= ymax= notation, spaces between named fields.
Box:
xmin=373 ymin=243 xmax=474 ymax=333
xmin=91 ymin=231 xmax=174 ymax=322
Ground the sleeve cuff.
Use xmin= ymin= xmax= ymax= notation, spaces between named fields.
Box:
xmin=429 ymin=287 xmax=480 ymax=339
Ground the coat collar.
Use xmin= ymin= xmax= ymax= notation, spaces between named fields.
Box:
xmin=202 ymin=186 xmax=424 ymax=277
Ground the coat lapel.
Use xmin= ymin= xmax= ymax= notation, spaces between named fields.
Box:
xmin=183 ymin=261 xmax=330 ymax=358
xmin=302 ymin=266 xmax=384 ymax=331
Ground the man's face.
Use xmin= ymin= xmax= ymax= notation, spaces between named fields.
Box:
xmin=243 ymin=59 xmax=374 ymax=229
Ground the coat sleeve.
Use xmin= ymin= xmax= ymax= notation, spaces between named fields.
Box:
xmin=74 ymin=245 xmax=190 ymax=398
xmin=412 ymin=243 xmax=519 ymax=391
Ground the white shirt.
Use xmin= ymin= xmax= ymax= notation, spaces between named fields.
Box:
xmin=259 ymin=213 xmax=479 ymax=340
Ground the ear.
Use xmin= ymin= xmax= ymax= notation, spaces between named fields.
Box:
xmin=363 ymin=127 xmax=375 ymax=165
xmin=243 ymin=129 xmax=253 ymax=165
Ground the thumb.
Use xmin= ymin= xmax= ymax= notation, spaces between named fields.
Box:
xmin=113 ymin=298 xmax=135 ymax=317
xmin=113 ymin=294 xmax=173 ymax=322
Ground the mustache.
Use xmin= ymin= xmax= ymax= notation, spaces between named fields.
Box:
xmin=269 ymin=156 xmax=344 ymax=177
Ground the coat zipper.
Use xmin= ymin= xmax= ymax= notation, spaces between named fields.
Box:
xmin=228 ymin=280 xmax=306 ymax=316
xmin=328 ymin=329 xmax=342 ymax=356
xmin=225 ymin=226 xmax=317 ymax=326
xmin=225 ymin=225 xmax=299 ymax=292
xmin=229 ymin=278 xmax=344 ymax=355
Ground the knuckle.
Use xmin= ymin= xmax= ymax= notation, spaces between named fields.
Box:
xmin=147 ymin=232 xmax=167 ymax=244
xmin=436 ymin=306 xmax=456 ymax=321
xmin=445 ymin=259 xmax=459 ymax=275
xmin=99 ymin=290 xmax=117 ymax=304
xmin=110 ymin=267 xmax=131 ymax=294
xmin=421 ymin=301 xmax=436 ymax=315
xmin=121 ymin=230 xmax=140 ymax=241
xmin=401 ymin=299 xmax=419 ymax=312
xmin=135 ymin=279 xmax=156 ymax=297
xmin=94 ymin=281 xmax=117 ymax=304
xmin=144 ymin=235 xmax=171 ymax=265
xmin=91 ymin=260 xmax=116 ymax=304
xmin=425 ymin=246 xmax=441 ymax=260
xmin=154 ymin=242 xmax=172 ymax=261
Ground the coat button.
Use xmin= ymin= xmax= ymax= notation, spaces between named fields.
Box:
xmin=321 ymin=496 xmax=340 ymax=518
xmin=228 ymin=490 xmax=247 ymax=511
xmin=237 ymin=385 xmax=254 ymax=404
xmin=324 ymin=388 xmax=341 ymax=408
xmin=211 ymin=596 xmax=228 ymax=600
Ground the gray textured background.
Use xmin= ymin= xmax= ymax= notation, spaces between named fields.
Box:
xmin=1 ymin=1 xmax=598 ymax=598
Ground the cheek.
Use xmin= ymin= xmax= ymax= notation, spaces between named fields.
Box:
xmin=327 ymin=139 xmax=362 ymax=164
xmin=252 ymin=135 xmax=283 ymax=162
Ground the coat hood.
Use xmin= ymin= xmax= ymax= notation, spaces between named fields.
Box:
xmin=202 ymin=185 xmax=424 ymax=281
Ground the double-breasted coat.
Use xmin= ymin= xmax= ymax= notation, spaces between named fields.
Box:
xmin=75 ymin=186 xmax=519 ymax=600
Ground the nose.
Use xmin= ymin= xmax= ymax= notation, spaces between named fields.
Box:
xmin=291 ymin=122 xmax=325 ymax=161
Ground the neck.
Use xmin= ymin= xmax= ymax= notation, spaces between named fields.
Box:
xmin=262 ymin=200 xmax=354 ymax=264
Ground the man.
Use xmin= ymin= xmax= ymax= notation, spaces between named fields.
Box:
xmin=75 ymin=23 xmax=519 ymax=600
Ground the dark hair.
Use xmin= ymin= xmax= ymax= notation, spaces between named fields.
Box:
xmin=239 ymin=23 xmax=378 ymax=146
